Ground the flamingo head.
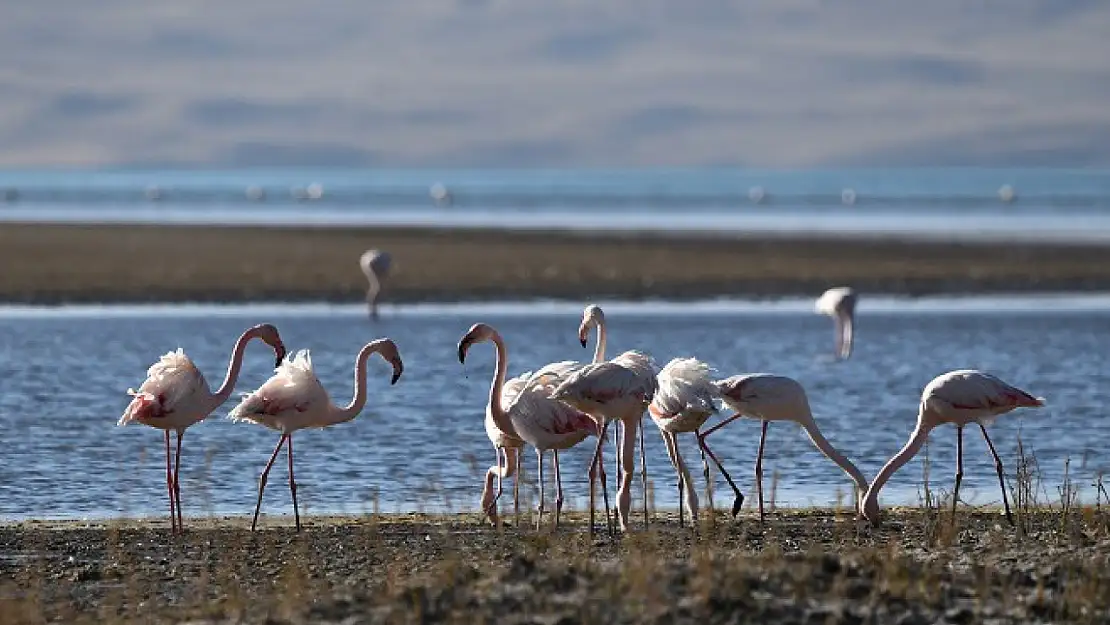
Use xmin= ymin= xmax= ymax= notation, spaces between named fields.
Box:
xmin=861 ymin=491 xmax=881 ymax=526
xmin=251 ymin=323 xmax=287 ymax=368
xmin=578 ymin=304 xmax=604 ymax=347
xmin=458 ymin=323 xmax=497 ymax=364
xmin=369 ymin=338 xmax=404 ymax=384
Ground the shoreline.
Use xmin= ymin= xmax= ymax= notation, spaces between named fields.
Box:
xmin=8 ymin=222 xmax=1110 ymax=304
xmin=3 ymin=509 xmax=1108 ymax=623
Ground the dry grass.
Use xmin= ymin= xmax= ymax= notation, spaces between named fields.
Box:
xmin=6 ymin=223 xmax=1110 ymax=303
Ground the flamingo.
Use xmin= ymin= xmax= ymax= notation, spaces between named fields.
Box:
xmin=815 ymin=286 xmax=857 ymax=360
xmin=861 ymin=369 xmax=1044 ymax=526
xmin=118 ymin=323 xmax=287 ymax=533
xmin=458 ymin=323 xmax=601 ymax=529
xmin=228 ymin=339 xmax=404 ymax=531
xmin=550 ymin=347 xmax=657 ymax=533
xmin=701 ymin=374 xmax=868 ymax=521
xmin=647 ymin=357 xmax=719 ymax=526
xmin=360 ymin=249 xmax=393 ymax=320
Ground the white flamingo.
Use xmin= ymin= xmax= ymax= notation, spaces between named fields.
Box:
xmin=119 ymin=323 xmax=286 ymax=533
xmin=702 ymin=374 xmax=869 ymax=521
xmin=228 ymin=339 xmax=404 ymax=531
xmin=861 ymin=369 xmax=1044 ymax=526
xmin=815 ymin=286 xmax=857 ymax=360
xmin=458 ymin=323 xmax=601 ymax=529
xmin=647 ymin=357 xmax=719 ymax=526
xmin=360 ymin=249 xmax=393 ymax=320
xmin=550 ymin=346 xmax=657 ymax=533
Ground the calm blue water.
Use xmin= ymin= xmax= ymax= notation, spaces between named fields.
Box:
xmin=3 ymin=168 xmax=1110 ymax=241
xmin=1 ymin=296 xmax=1108 ymax=521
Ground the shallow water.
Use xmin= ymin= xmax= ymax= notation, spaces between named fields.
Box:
xmin=1 ymin=296 xmax=1108 ymax=521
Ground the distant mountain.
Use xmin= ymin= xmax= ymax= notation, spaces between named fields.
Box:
xmin=2 ymin=1 xmax=1109 ymax=167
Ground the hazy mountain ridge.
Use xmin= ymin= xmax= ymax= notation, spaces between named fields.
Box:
xmin=2 ymin=0 xmax=1108 ymax=167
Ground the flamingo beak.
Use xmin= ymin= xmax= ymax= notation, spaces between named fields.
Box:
xmin=274 ymin=343 xmax=287 ymax=368
xmin=457 ymin=339 xmax=470 ymax=364
xmin=391 ymin=360 xmax=404 ymax=385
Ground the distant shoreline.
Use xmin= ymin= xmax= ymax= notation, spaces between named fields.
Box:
xmin=8 ymin=222 xmax=1110 ymax=304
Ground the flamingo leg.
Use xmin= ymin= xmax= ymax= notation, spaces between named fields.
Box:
xmin=639 ymin=414 xmax=649 ymax=529
xmin=755 ymin=420 xmax=768 ymax=522
xmin=695 ymin=427 xmax=713 ymax=512
xmin=616 ymin=417 xmax=638 ymax=532
xmin=696 ymin=432 xmax=746 ymax=517
xmin=536 ymin=448 xmax=545 ymax=530
xmin=672 ymin=433 xmax=698 ymax=526
xmin=287 ymin=434 xmax=302 ymax=531
xmin=494 ymin=448 xmax=506 ymax=519
xmin=952 ymin=426 xmax=964 ymax=520
xmin=164 ymin=431 xmax=177 ymax=533
xmin=660 ymin=431 xmax=682 ymax=526
xmin=514 ymin=448 xmax=522 ymax=520
xmin=173 ymin=430 xmax=184 ymax=531
xmin=588 ymin=421 xmax=614 ymax=535
xmin=978 ymin=424 xmax=1014 ymax=526
xmin=553 ymin=449 xmax=564 ymax=529
xmin=251 ymin=434 xmax=288 ymax=531
xmin=480 ymin=446 xmax=501 ymax=525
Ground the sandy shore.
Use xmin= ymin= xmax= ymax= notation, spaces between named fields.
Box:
xmin=2 ymin=509 xmax=1109 ymax=623
xmin=6 ymin=223 xmax=1110 ymax=304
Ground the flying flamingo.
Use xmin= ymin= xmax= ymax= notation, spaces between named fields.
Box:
xmin=228 ymin=339 xmax=404 ymax=531
xmin=360 ymin=249 xmax=393 ymax=320
xmin=458 ymin=323 xmax=601 ymax=529
xmin=701 ymin=374 xmax=869 ymax=521
xmin=815 ymin=286 xmax=857 ymax=360
xmin=118 ymin=323 xmax=286 ymax=533
xmin=550 ymin=347 xmax=657 ymax=533
xmin=861 ymin=369 xmax=1044 ymax=526
xmin=647 ymin=357 xmax=719 ymax=526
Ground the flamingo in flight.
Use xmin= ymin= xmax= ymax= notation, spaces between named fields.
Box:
xmin=550 ymin=331 xmax=657 ymax=533
xmin=458 ymin=323 xmax=600 ymax=529
xmin=119 ymin=323 xmax=286 ymax=533
xmin=360 ymin=249 xmax=392 ymax=320
xmin=647 ymin=357 xmax=719 ymax=526
xmin=815 ymin=286 xmax=858 ymax=360
xmin=228 ymin=339 xmax=404 ymax=531
xmin=701 ymin=374 xmax=869 ymax=521
xmin=861 ymin=369 xmax=1044 ymax=526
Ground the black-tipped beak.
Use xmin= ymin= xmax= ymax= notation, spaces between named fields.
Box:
xmin=391 ymin=363 xmax=403 ymax=385
xmin=457 ymin=341 xmax=469 ymax=364
xmin=579 ymin=336 xmax=588 ymax=348
xmin=274 ymin=345 xmax=287 ymax=368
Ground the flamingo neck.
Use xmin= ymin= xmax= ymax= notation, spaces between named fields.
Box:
xmin=486 ymin=332 xmax=516 ymax=435
xmin=862 ymin=413 xmax=933 ymax=515
xmin=799 ymin=418 xmax=869 ymax=500
xmin=330 ymin=341 xmax=386 ymax=424
xmin=212 ymin=327 xmax=261 ymax=406
xmin=592 ymin=316 xmax=607 ymax=363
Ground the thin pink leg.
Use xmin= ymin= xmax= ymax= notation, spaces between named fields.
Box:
xmin=553 ymin=450 xmax=564 ymax=529
xmin=164 ymin=431 xmax=177 ymax=533
xmin=251 ymin=434 xmax=288 ymax=531
xmin=173 ymin=430 xmax=184 ymax=531
xmin=588 ymin=421 xmax=613 ymax=535
xmin=639 ymin=415 xmax=649 ymax=529
xmin=287 ymin=434 xmax=301 ymax=531
xmin=755 ymin=420 xmax=768 ymax=522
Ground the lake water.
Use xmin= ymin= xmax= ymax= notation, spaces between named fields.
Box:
xmin=3 ymin=167 xmax=1110 ymax=241
xmin=1 ymin=295 xmax=1108 ymax=521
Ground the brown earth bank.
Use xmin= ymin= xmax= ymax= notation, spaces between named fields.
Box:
xmin=6 ymin=223 xmax=1110 ymax=304
xmin=2 ymin=509 xmax=1109 ymax=624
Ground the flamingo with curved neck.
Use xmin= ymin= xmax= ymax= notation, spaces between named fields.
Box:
xmin=229 ymin=338 xmax=404 ymax=531
xmin=861 ymin=369 xmax=1044 ymax=526
xmin=119 ymin=323 xmax=287 ymax=533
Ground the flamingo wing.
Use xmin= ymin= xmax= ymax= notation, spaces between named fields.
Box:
xmin=510 ymin=388 xmax=599 ymax=449
xmin=228 ymin=350 xmax=331 ymax=427
xmin=119 ymin=349 xmax=209 ymax=425
xmin=550 ymin=360 xmax=649 ymax=405
xmin=651 ymin=357 xmax=718 ymax=419
xmin=930 ymin=370 xmax=1045 ymax=412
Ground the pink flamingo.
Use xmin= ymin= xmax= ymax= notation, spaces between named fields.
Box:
xmin=702 ymin=374 xmax=869 ymax=521
xmin=359 ymin=249 xmax=392 ymax=320
xmin=118 ymin=323 xmax=286 ymax=533
xmin=815 ymin=286 xmax=857 ymax=360
xmin=550 ymin=346 xmax=657 ymax=533
xmin=861 ymin=369 xmax=1044 ymax=526
xmin=458 ymin=323 xmax=601 ymax=529
xmin=228 ymin=339 xmax=404 ymax=531
xmin=647 ymin=357 xmax=719 ymax=526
